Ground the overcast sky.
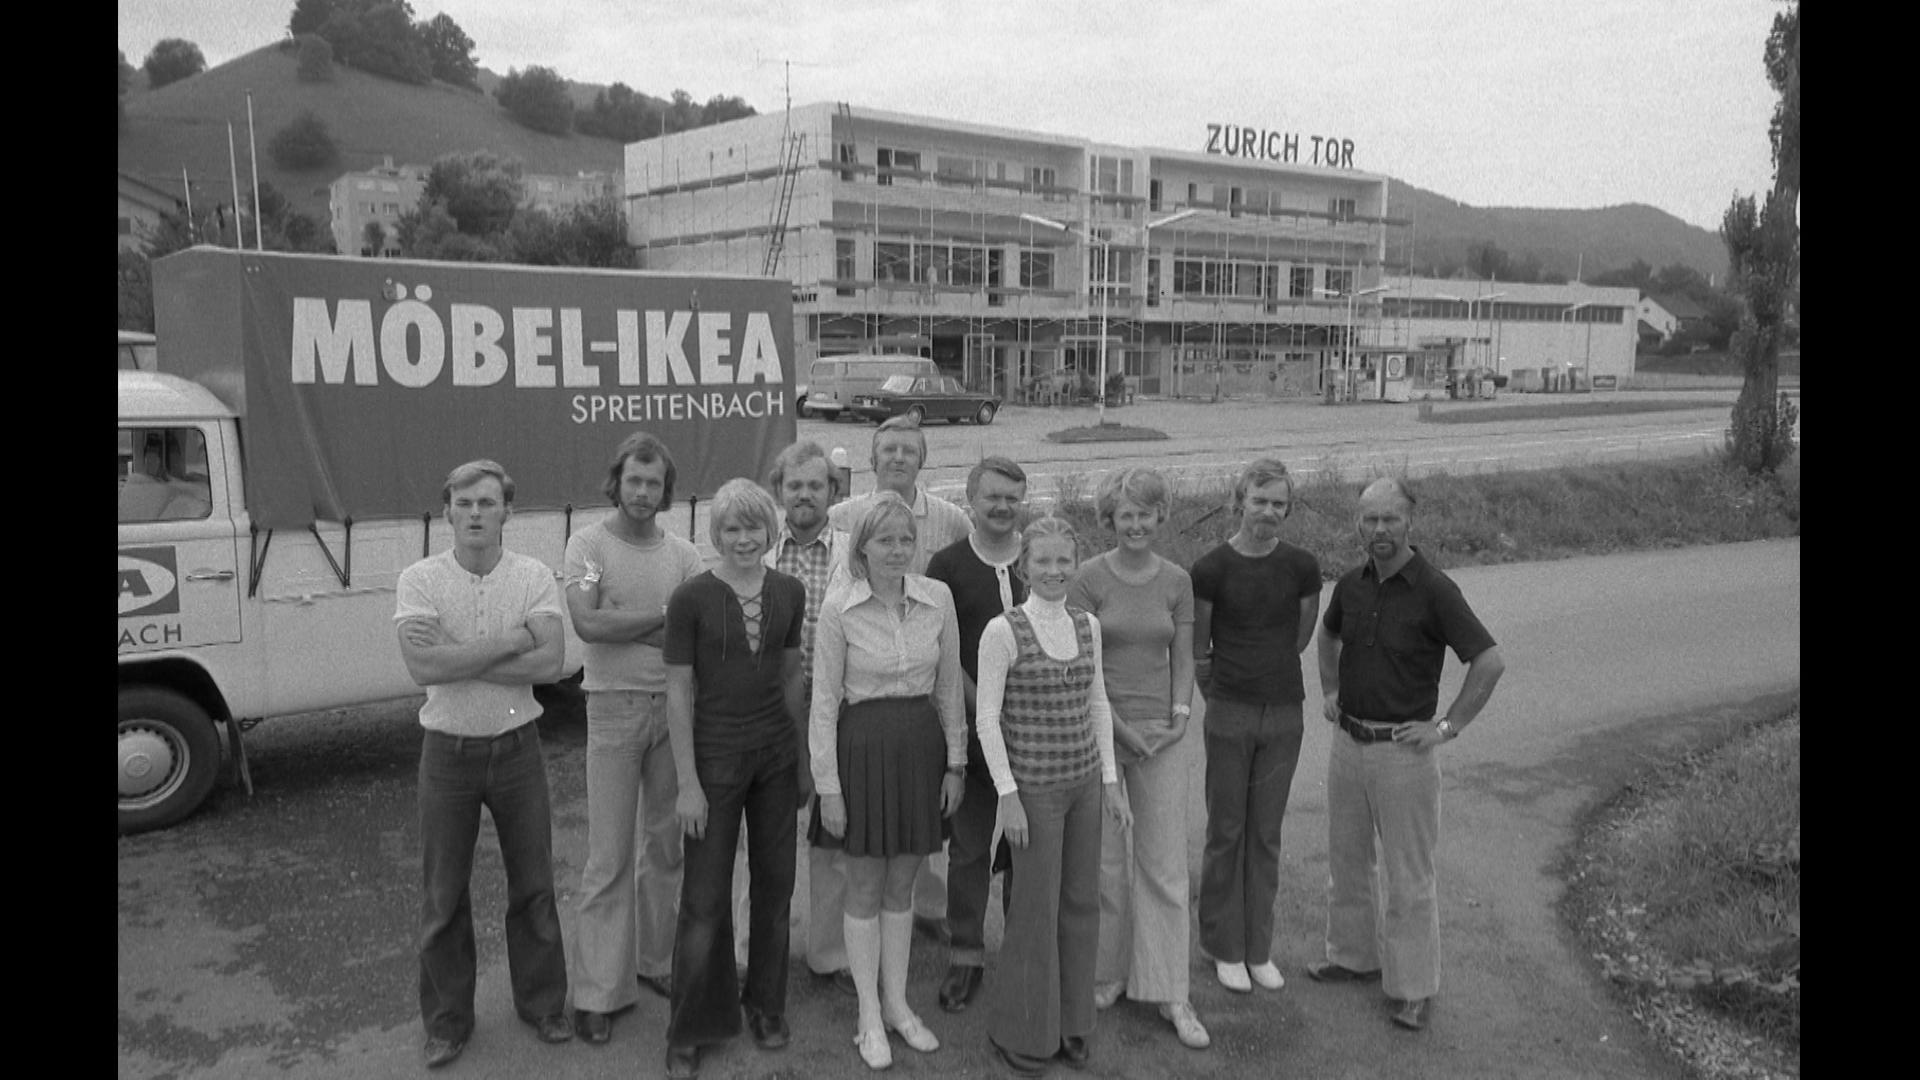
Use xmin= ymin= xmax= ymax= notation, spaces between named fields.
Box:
xmin=119 ymin=0 xmax=1786 ymax=230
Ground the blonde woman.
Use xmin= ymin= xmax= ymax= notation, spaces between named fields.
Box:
xmin=1068 ymin=468 xmax=1209 ymax=1049
xmin=810 ymin=491 xmax=968 ymax=1070
xmin=975 ymin=516 xmax=1129 ymax=1076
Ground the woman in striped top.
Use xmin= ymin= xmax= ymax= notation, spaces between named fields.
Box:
xmin=973 ymin=516 xmax=1130 ymax=1077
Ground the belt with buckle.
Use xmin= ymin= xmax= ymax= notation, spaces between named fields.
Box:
xmin=1339 ymin=713 xmax=1404 ymax=744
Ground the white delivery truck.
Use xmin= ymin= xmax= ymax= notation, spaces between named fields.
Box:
xmin=118 ymin=248 xmax=797 ymax=833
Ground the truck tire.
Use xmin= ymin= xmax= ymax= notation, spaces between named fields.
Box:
xmin=119 ymin=686 xmax=222 ymax=835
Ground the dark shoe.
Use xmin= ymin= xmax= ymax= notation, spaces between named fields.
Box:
xmin=1391 ymin=997 xmax=1432 ymax=1031
xmin=637 ymin=971 xmax=673 ymax=999
xmin=913 ymin=914 xmax=951 ymax=945
xmin=665 ymin=1042 xmax=701 ymax=1080
xmin=422 ymin=1035 xmax=466 ymax=1069
xmin=743 ymin=1003 xmax=790 ymax=1050
xmin=939 ymin=964 xmax=985 ymax=1012
xmin=812 ymin=967 xmax=857 ymax=997
xmin=990 ymin=1037 xmax=1049 ymax=1077
xmin=574 ymin=1008 xmax=611 ymax=1045
xmin=531 ymin=1012 xmax=574 ymax=1044
xmin=1306 ymin=960 xmax=1383 ymax=984
xmin=1058 ymin=1034 xmax=1090 ymax=1069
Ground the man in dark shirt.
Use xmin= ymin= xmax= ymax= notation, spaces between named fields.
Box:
xmin=925 ymin=456 xmax=1028 ymax=1013
xmin=1189 ymin=458 xmax=1322 ymax=995
xmin=1312 ymin=477 xmax=1505 ymax=1033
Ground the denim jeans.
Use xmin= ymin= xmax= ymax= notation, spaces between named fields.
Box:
xmin=1198 ymin=699 xmax=1304 ymax=966
xmin=1324 ymin=727 xmax=1443 ymax=1002
xmin=571 ymin=690 xmax=681 ymax=1013
xmin=417 ymin=724 xmax=568 ymax=1042
xmin=666 ymin=736 xmax=800 ymax=1047
xmin=987 ymin=774 xmax=1101 ymax=1060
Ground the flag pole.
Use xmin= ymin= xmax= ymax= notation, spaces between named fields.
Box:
xmin=181 ymin=167 xmax=196 ymax=245
xmin=227 ymin=122 xmax=243 ymax=249
xmin=246 ymin=91 xmax=264 ymax=249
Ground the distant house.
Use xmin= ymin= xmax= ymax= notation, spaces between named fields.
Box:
xmin=329 ymin=158 xmax=624 ymax=257
xmin=1637 ymin=292 xmax=1710 ymax=346
xmin=119 ymin=172 xmax=184 ymax=253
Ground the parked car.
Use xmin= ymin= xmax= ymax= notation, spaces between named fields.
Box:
xmin=803 ymin=353 xmax=940 ymax=421
xmin=851 ymin=374 xmax=1001 ymax=425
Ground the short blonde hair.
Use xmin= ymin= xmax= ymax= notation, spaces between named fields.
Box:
xmin=708 ymin=477 xmax=780 ymax=547
xmin=845 ymin=491 xmax=917 ymax=581
xmin=442 ymin=459 xmax=514 ymax=504
xmin=1231 ymin=457 xmax=1294 ymax=514
xmin=1095 ymin=467 xmax=1170 ymax=529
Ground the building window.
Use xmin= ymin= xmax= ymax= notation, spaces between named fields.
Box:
xmin=1329 ymin=197 xmax=1356 ymax=222
xmin=1290 ymin=266 xmax=1314 ymax=298
xmin=876 ymin=148 xmax=893 ymax=187
xmin=948 ymin=245 xmax=984 ymax=287
xmin=875 ymin=241 xmax=913 ymax=282
xmin=1026 ymin=165 xmax=1057 ymax=191
xmin=1324 ymin=268 xmax=1354 ymax=296
xmin=1147 ymin=258 xmax=1160 ymax=307
xmin=1149 ymin=179 xmax=1162 ymax=212
xmin=837 ymin=143 xmax=857 ymax=181
xmin=1229 ymin=187 xmax=1243 ymax=218
xmin=1020 ymin=249 xmax=1054 ymax=290
xmin=836 ymin=238 xmax=856 ymax=296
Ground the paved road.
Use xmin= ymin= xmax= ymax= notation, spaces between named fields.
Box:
xmin=117 ymin=538 xmax=1799 ymax=1079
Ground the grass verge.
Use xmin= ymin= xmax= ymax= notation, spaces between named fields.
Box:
xmin=1559 ymin=703 xmax=1801 ymax=1078
xmin=1044 ymin=423 xmax=1171 ymax=443
xmin=1421 ymin=399 xmax=1724 ymax=424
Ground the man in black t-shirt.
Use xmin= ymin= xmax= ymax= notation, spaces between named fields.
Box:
xmin=1312 ymin=477 xmax=1504 ymax=1033
xmin=924 ymin=456 xmax=1028 ymax=1013
xmin=1189 ymin=458 xmax=1322 ymax=996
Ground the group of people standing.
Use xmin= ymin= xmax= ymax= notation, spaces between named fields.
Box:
xmin=392 ymin=412 xmax=1504 ymax=1077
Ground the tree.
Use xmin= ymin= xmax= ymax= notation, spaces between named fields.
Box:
xmin=700 ymin=94 xmax=757 ymax=126
xmin=142 ymin=38 xmax=206 ymax=90
xmin=419 ymin=151 xmax=525 ymax=237
xmin=119 ymin=49 xmax=135 ymax=131
xmin=1720 ymin=0 xmax=1799 ymax=474
xmin=577 ymin=82 xmax=658 ymax=142
xmin=417 ymin=13 xmax=478 ymax=89
xmin=362 ymin=221 xmax=388 ymax=257
xmin=268 ymin=110 xmax=340 ymax=170
xmin=495 ymin=66 xmax=574 ymax=135
xmin=350 ymin=2 xmax=432 ymax=83
xmin=289 ymin=0 xmax=342 ymax=37
xmin=296 ymin=33 xmax=335 ymax=82
xmin=665 ymin=89 xmax=698 ymax=134
xmin=1466 ymin=241 xmax=1512 ymax=282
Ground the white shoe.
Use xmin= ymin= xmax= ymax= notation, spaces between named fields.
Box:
xmin=1159 ymin=1001 xmax=1212 ymax=1049
xmin=1093 ymin=981 xmax=1125 ymax=1010
xmin=1215 ymin=961 xmax=1252 ymax=993
xmin=855 ymin=1026 xmax=893 ymax=1070
xmin=1249 ymin=961 xmax=1285 ymax=990
xmin=884 ymin=1008 xmax=939 ymax=1054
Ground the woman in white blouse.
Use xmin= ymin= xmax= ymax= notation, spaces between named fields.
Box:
xmin=809 ymin=491 xmax=968 ymax=1071
xmin=973 ymin=516 xmax=1130 ymax=1077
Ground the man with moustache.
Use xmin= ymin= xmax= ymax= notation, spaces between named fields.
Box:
xmin=1313 ymin=477 xmax=1504 ymax=1032
xmin=828 ymin=413 xmax=973 ymax=939
xmin=1189 ymin=458 xmax=1321 ymax=996
xmin=395 ymin=460 xmax=572 ymax=1069
xmin=925 ymin=456 xmax=1029 ymax=1013
xmin=564 ymin=432 xmax=706 ymax=1044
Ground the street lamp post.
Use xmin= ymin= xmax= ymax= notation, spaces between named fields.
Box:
xmin=1022 ymin=208 xmax=1195 ymax=424
xmin=1562 ymin=301 xmax=1592 ymax=392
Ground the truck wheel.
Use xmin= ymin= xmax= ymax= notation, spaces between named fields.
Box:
xmin=974 ymin=402 xmax=997 ymax=425
xmin=797 ymin=397 xmax=814 ymax=419
xmin=119 ymin=687 xmax=222 ymax=835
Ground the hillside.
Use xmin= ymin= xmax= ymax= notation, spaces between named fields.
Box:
xmin=117 ymin=44 xmax=625 ymax=228
xmin=120 ymin=47 xmax=1727 ymax=283
xmin=1389 ymin=179 xmax=1729 ymax=283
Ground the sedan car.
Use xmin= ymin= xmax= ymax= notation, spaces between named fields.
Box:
xmin=850 ymin=374 xmax=1002 ymax=425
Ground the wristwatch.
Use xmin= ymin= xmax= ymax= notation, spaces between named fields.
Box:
xmin=1436 ymin=718 xmax=1456 ymax=740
